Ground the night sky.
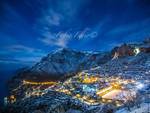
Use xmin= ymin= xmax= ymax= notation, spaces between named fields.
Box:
xmin=0 ymin=0 xmax=150 ymax=69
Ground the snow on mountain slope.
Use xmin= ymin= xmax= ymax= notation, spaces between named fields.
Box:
xmin=86 ymin=52 xmax=150 ymax=80
xmin=8 ymin=48 xmax=111 ymax=92
xmin=29 ymin=48 xmax=111 ymax=78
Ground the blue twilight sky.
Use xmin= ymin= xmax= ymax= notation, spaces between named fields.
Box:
xmin=0 ymin=0 xmax=150 ymax=67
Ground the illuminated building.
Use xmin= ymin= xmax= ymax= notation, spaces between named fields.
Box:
xmin=134 ymin=47 xmax=140 ymax=56
xmin=82 ymin=76 xmax=99 ymax=84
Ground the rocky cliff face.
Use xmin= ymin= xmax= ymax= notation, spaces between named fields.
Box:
xmin=111 ymin=39 xmax=150 ymax=58
xmin=111 ymin=44 xmax=134 ymax=57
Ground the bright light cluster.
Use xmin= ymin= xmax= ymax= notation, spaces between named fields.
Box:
xmin=134 ymin=47 xmax=140 ymax=56
xmin=23 ymin=80 xmax=56 ymax=85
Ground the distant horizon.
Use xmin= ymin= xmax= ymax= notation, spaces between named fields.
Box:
xmin=0 ymin=37 xmax=148 ymax=68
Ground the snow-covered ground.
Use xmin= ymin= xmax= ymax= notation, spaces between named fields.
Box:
xmin=102 ymin=89 xmax=134 ymax=101
xmin=116 ymin=103 xmax=150 ymax=113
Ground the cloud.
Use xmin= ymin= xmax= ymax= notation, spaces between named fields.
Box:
xmin=35 ymin=0 xmax=84 ymax=29
xmin=1 ymin=44 xmax=46 ymax=59
xmin=107 ymin=18 xmax=150 ymax=37
xmin=35 ymin=0 xmax=86 ymax=48
xmin=56 ymin=0 xmax=84 ymax=20
xmin=11 ymin=45 xmax=45 ymax=57
xmin=92 ymin=17 xmax=110 ymax=35
xmin=39 ymin=32 xmax=70 ymax=48
xmin=124 ymin=27 xmax=150 ymax=41
xmin=39 ymin=9 xmax=63 ymax=26
xmin=0 ymin=56 xmax=41 ymax=64
xmin=0 ymin=32 xmax=18 ymax=46
xmin=0 ymin=44 xmax=46 ymax=65
xmin=6 ymin=45 xmax=35 ymax=52
xmin=37 ymin=0 xmax=81 ymax=28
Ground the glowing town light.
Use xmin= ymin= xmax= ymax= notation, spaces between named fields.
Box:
xmin=134 ymin=47 xmax=140 ymax=56
xmin=136 ymin=82 xmax=144 ymax=89
xmin=9 ymin=95 xmax=16 ymax=103
xmin=23 ymin=80 xmax=56 ymax=85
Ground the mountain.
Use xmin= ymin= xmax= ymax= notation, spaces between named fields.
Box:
xmin=4 ymin=39 xmax=150 ymax=113
xmin=29 ymin=48 xmax=111 ymax=79
xmin=7 ymin=48 xmax=111 ymax=97
xmin=14 ymin=48 xmax=111 ymax=80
